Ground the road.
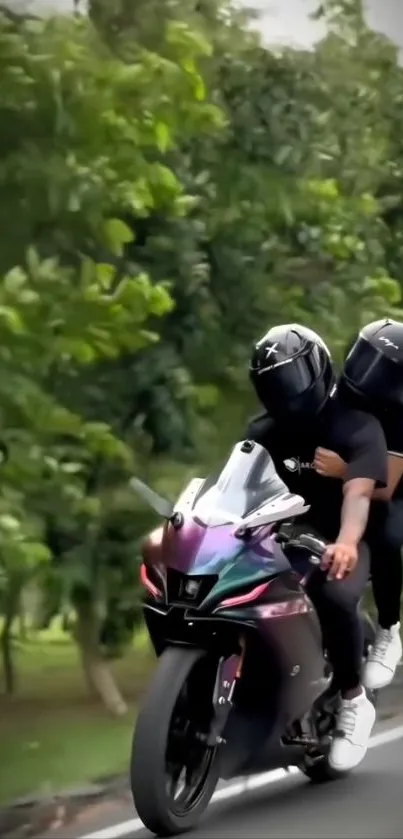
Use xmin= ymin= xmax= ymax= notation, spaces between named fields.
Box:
xmin=62 ymin=721 xmax=403 ymax=839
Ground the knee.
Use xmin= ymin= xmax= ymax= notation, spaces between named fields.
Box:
xmin=321 ymin=577 xmax=360 ymax=616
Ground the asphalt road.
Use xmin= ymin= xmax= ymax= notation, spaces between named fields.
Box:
xmin=70 ymin=721 xmax=403 ymax=839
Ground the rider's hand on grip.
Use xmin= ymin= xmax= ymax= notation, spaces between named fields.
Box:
xmin=321 ymin=542 xmax=358 ymax=580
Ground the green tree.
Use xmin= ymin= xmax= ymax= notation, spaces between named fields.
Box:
xmin=0 ymin=9 xmax=221 ymax=709
xmin=74 ymin=0 xmax=403 ymax=488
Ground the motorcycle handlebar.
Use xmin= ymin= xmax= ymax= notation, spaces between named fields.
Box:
xmin=274 ymin=528 xmax=326 ymax=566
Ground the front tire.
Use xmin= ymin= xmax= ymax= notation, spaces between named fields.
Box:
xmin=131 ymin=646 xmax=220 ymax=836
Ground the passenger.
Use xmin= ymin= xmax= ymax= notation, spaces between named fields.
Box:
xmin=315 ymin=319 xmax=403 ymax=689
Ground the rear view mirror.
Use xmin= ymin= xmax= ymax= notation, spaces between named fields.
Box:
xmin=129 ymin=477 xmax=174 ymax=518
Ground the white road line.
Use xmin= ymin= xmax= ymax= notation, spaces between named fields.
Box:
xmin=80 ymin=723 xmax=403 ymax=839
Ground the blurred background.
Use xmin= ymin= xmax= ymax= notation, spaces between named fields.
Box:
xmin=0 ymin=0 xmax=403 ymax=811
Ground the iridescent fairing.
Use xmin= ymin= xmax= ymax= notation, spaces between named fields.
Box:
xmin=141 ymin=441 xmax=308 ymax=604
xmin=159 ymin=515 xmax=291 ymax=600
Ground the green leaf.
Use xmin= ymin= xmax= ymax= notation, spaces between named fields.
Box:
xmin=60 ymin=462 xmax=83 ymax=474
xmin=3 ymin=266 xmax=27 ymax=293
xmin=26 ymin=246 xmax=41 ymax=277
xmin=151 ymin=164 xmax=181 ymax=196
xmin=155 ymin=121 xmax=171 ymax=153
xmin=372 ymin=276 xmax=401 ymax=304
xmin=103 ymin=219 xmax=134 ymax=257
xmin=96 ymin=262 xmax=116 ymax=290
xmin=149 ymin=284 xmax=174 ymax=316
xmin=0 ymin=305 xmax=25 ymax=334
xmin=60 ymin=339 xmax=98 ymax=364
xmin=0 ymin=515 xmax=20 ymax=532
xmin=23 ymin=542 xmax=52 ymax=565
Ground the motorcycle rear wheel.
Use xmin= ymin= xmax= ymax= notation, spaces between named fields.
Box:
xmin=131 ymin=646 xmax=220 ymax=836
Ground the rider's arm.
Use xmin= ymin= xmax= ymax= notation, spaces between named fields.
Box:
xmin=337 ymin=478 xmax=374 ymax=547
xmin=336 ymin=416 xmax=388 ymax=546
xmin=337 ymin=412 xmax=403 ymax=500
xmin=322 ymin=452 xmax=403 ymax=501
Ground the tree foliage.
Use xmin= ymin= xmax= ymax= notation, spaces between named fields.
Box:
xmin=0 ymin=7 xmax=220 ymax=703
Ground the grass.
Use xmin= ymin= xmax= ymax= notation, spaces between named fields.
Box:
xmin=0 ymin=622 xmax=155 ymax=805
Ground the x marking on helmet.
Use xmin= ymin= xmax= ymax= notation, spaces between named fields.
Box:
xmin=265 ymin=342 xmax=278 ymax=359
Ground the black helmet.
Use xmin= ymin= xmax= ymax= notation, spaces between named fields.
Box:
xmin=249 ymin=323 xmax=335 ymax=418
xmin=340 ymin=318 xmax=403 ymax=410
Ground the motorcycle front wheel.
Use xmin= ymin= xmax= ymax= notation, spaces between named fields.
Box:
xmin=130 ymin=646 xmax=221 ymax=836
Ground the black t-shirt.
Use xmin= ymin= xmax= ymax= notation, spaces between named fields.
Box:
xmin=245 ymin=399 xmax=388 ymax=541
xmin=376 ymin=410 xmax=403 ymax=498
xmin=336 ymin=389 xmax=403 ymax=497
xmin=372 ymin=410 xmax=403 ymax=458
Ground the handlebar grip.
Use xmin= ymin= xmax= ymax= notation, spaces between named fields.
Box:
xmin=276 ymin=530 xmax=327 ymax=559
xmin=295 ymin=534 xmax=326 ymax=557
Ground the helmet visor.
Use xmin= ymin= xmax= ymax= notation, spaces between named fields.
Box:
xmin=255 ymin=354 xmax=318 ymax=407
xmin=344 ymin=340 xmax=403 ymax=403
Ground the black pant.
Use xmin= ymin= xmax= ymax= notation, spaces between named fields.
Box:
xmin=289 ymin=521 xmax=370 ymax=693
xmin=366 ymin=499 xmax=403 ymax=629
xmin=305 ymin=544 xmax=369 ymax=693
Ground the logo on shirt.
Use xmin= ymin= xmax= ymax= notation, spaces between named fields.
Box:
xmin=283 ymin=457 xmax=313 ymax=474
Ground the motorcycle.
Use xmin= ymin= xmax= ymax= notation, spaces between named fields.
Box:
xmin=130 ymin=439 xmax=376 ymax=836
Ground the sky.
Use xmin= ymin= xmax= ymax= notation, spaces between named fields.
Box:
xmin=242 ymin=1 xmax=403 ymax=51
xmin=4 ymin=0 xmax=403 ymax=52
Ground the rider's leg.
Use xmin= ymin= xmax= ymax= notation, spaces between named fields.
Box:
xmin=364 ymin=500 xmax=402 ymax=690
xmin=306 ymin=542 xmax=375 ymax=772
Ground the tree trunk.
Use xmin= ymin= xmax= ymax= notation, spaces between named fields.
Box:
xmin=1 ymin=586 xmax=19 ymax=694
xmin=74 ymin=597 xmax=128 ymax=716
xmin=18 ymin=604 xmax=27 ymax=641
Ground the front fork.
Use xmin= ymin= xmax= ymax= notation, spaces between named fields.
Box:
xmin=205 ymin=638 xmax=245 ymax=747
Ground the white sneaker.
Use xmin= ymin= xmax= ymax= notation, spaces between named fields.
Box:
xmin=363 ymin=623 xmax=402 ymax=690
xmin=329 ymin=689 xmax=375 ymax=772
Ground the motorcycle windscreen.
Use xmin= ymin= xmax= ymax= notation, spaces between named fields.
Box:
xmin=162 ymin=440 xmax=292 ymax=576
xmin=191 ymin=440 xmax=289 ymax=525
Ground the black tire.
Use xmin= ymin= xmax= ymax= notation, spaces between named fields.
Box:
xmin=131 ymin=646 xmax=220 ymax=836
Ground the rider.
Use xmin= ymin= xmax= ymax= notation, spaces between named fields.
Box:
xmin=247 ymin=323 xmax=388 ymax=773
xmin=315 ymin=318 xmax=403 ymax=690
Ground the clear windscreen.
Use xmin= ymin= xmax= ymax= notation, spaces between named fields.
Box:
xmin=191 ymin=440 xmax=289 ymax=523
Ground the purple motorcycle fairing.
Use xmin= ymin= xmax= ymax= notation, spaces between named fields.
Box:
xmin=142 ymin=440 xmax=308 ymax=602
xmin=157 ymin=514 xmax=291 ymax=600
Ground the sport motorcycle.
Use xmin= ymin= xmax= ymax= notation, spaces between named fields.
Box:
xmin=130 ymin=439 xmax=376 ymax=836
